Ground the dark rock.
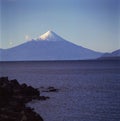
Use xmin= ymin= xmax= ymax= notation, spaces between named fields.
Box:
xmin=10 ymin=79 xmax=19 ymax=86
xmin=42 ymin=86 xmax=59 ymax=92
xmin=0 ymin=77 xmax=45 ymax=121
xmin=39 ymin=96 xmax=50 ymax=100
xmin=48 ymin=86 xmax=59 ymax=92
xmin=21 ymin=83 xmax=27 ymax=88
xmin=0 ymin=77 xmax=9 ymax=83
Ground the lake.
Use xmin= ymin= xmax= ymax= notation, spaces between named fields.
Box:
xmin=0 ymin=60 xmax=120 ymax=121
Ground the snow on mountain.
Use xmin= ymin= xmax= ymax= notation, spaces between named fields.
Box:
xmin=38 ymin=30 xmax=64 ymax=41
xmin=0 ymin=31 xmax=103 ymax=61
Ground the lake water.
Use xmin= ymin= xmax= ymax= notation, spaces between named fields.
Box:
xmin=0 ymin=60 xmax=120 ymax=121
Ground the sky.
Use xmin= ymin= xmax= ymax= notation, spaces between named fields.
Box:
xmin=0 ymin=0 xmax=120 ymax=52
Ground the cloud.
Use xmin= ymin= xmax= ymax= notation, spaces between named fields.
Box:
xmin=9 ymin=41 xmax=13 ymax=45
xmin=25 ymin=35 xmax=31 ymax=41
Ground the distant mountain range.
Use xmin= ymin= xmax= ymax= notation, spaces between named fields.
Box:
xmin=0 ymin=31 xmax=119 ymax=61
xmin=99 ymin=49 xmax=120 ymax=60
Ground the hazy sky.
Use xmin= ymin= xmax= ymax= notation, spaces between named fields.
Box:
xmin=0 ymin=0 xmax=120 ymax=52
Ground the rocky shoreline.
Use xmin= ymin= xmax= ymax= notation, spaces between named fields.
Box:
xmin=0 ymin=77 xmax=49 ymax=121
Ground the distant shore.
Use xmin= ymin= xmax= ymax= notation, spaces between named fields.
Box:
xmin=0 ymin=57 xmax=119 ymax=63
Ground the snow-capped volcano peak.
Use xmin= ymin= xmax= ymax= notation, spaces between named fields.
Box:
xmin=39 ymin=30 xmax=54 ymax=40
xmin=38 ymin=30 xmax=64 ymax=41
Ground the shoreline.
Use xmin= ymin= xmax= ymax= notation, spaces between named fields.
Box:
xmin=0 ymin=77 xmax=49 ymax=121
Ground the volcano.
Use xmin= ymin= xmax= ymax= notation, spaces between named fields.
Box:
xmin=1 ymin=31 xmax=103 ymax=61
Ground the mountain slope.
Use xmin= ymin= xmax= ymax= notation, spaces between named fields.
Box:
xmin=1 ymin=31 xmax=103 ymax=61
xmin=0 ymin=49 xmax=3 ymax=61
